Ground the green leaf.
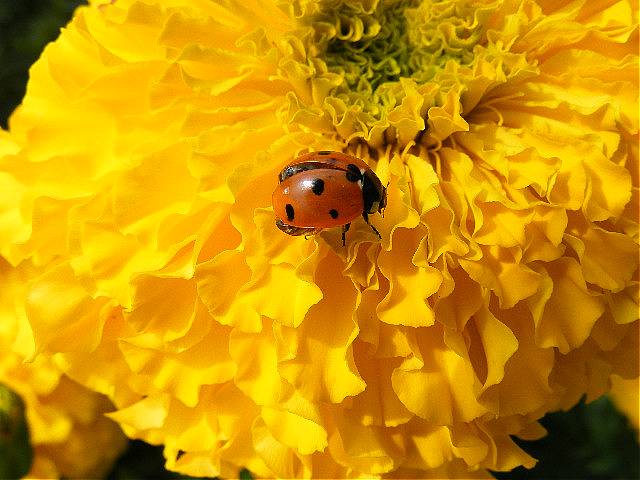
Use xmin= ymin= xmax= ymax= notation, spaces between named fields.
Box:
xmin=0 ymin=383 xmax=32 ymax=478
xmin=239 ymin=468 xmax=253 ymax=480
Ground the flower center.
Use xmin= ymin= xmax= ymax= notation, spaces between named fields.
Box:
xmin=280 ymin=0 xmax=512 ymax=147
xmin=317 ymin=0 xmax=486 ymax=95
xmin=322 ymin=1 xmax=418 ymax=93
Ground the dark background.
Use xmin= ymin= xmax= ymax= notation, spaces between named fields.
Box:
xmin=1 ymin=1 xmax=638 ymax=479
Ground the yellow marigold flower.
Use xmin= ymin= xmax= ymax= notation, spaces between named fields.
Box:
xmin=0 ymin=257 xmax=127 ymax=478
xmin=0 ymin=0 xmax=638 ymax=478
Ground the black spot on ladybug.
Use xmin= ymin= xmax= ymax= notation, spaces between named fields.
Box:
xmin=285 ymin=204 xmax=295 ymax=220
xmin=318 ymin=151 xmax=332 ymax=155
xmin=346 ymin=164 xmax=361 ymax=182
xmin=329 ymin=209 xmax=339 ymax=219
xmin=311 ymin=178 xmax=325 ymax=195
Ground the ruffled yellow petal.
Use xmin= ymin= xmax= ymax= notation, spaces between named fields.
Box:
xmin=480 ymin=303 xmax=555 ymax=416
xmin=118 ymin=321 xmax=236 ymax=408
xmin=278 ymin=254 xmax=366 ymax=403
xmin=252 ymin=415 xmax=310 ymax=478
xmin=261 ymin=390 xmax=328 ymax=455
xmin=564 ymin=225 xmax=638 ymax=291
xmin=0 ymin=260 xmax=126 ymax=478
xmin=391 ymin=324 xmax=487 ymax=425
xmin=328 ymin=408 xmax=404 ymax=475
xmin=26 ymin=262 xmax=111 ymax=356
xmin=229 ymin=318 xmax=284 ymax=405
xmin=107 ymin=394 xmax=170 ymax=434
xmin=377 ymin=229 xmax=442 ymax=327
xmin=349 ymin=341 xmax=413 ymax=428
xmin=529 ymin=258 xmax=605 ymax=354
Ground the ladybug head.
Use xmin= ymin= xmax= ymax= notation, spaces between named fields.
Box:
xmin=362 ymin=171 xmax=387 ymax=215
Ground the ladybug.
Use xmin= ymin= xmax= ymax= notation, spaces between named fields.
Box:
xmin=272 ymin=151 xmax=387 ymax=245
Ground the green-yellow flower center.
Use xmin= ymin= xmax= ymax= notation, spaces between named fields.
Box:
xmin=322 ymin=1 xmax=418 ymax=93
xmin=317 ymin=0 xmax=487 ymax=95
xmin=277 ymin=0 xmax=507 ymax=146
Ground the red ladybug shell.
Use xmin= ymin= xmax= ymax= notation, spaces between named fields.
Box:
xmin=285 ymin=151 xmax=372 ymax=174
xmin=272 ymin=168 xmax=364 ymax=229
xmin=272 ymin=151 xmax=387 ymax=242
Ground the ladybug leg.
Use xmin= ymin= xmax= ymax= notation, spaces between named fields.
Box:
xmin=369 ymin=223 xmax=381 ymax=239
xmin=362 ymin=212 xmax=382 ymax=239
xmin=341 ymin=223 xmax=350 ymax=246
